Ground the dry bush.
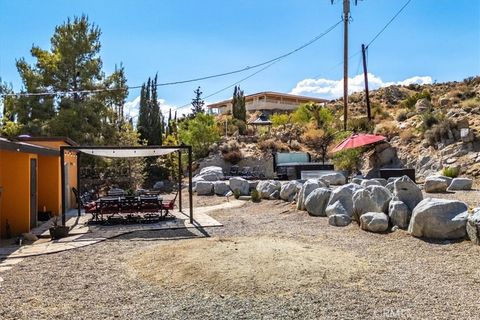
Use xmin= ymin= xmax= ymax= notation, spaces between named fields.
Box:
xmin=374 ymin=122 xmax=399 ymax=140
xmin=396 ymin=110 xmax=408 ymax=122
xmin=399 ymin=129 xmax=415 ymax=144
xmin=424 ymin=119 xmax=457 ymax=147
xmin=222 ymin=150 xmax=243 ymax=164
xmin=258 ymin=138 xmax=286 ymax=152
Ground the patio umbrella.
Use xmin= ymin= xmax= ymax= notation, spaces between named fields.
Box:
xmin=331 ymin=133 xmax=386 ymax=153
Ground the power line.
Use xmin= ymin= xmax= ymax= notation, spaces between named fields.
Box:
xmin=365 ymin=0 xmax=413 ymax=49
xmin=2 ymin=19 xmax=343 ymax=98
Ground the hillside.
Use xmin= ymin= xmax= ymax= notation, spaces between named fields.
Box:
xmin=202 ymin=77 xmax=480 ymax=182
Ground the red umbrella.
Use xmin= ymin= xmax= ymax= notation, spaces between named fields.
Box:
xmin=331 ymin=133 xmax=386 ymax=153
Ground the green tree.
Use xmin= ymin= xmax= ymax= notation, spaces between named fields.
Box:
xmin=11 ymin=15 xmax=127 ymax=143
xmin=178 ymin=113 xmax=220 ymax=159
xmin=137 ymin=75 xmax=163 ymax=145
xmin=232 ymin=85 xmax=246 ymax=122
xmin=191 ymin=86 xmax=205 ymax=115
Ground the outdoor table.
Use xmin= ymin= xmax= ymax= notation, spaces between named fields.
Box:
xmin=94 ymin=196 xmax=164 ymax=221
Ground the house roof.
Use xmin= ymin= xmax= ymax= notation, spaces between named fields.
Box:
xmin=0 ymin=137 xmax=59 ymax=156
xmin=15 ymin=136 xmax=78 ymax=146
xmin=207 ymin=91 xmax=328 ymax=108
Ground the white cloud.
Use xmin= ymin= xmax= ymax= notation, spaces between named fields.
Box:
xmin=290 ymin=73 xmax=432 ymax=100
xmin=123 ymin=97 xmax=191 ymax=124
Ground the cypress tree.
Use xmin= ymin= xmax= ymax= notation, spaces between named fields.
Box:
xmin=191 ymin=86 xmax=205 ymax=115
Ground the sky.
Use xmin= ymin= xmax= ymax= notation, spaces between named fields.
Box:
xmin=1 ymin=0 xmax=479 ymax=117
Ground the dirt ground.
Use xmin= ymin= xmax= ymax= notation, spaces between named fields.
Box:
xmin=1 ymin=192 xmax=480 ymax=319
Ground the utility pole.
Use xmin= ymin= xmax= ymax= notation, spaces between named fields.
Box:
xmin=361 ymin=44 xmax=371 ymax=121
xmin=342 ymin=0 xmax=350 ymax=131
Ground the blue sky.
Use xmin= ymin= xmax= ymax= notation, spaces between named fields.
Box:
xmin=0 ymin=0 xmax=479 ymax=116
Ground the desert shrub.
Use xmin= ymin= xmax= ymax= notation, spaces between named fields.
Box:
xmin=250 ymin=189 xmax=261 ymax=202
xmin=222 ymin=150 xmax=242 ymax=164
xmin=231 ymin=118 xmax=247 ymax=135
xmin=374 ymin=122 xmax=399 ymax=140
xmin=291 ymin=104 xmax=312 ymax=124
xmin=331 ymin=148 xmax=364 ymax=172
xmin=271 ymin=113 xmax=290 ymax=127
xmin=233 ymin=189 xmax=241 ymax=199
xmin=401 ymin=90 xmax=431 ymax=110
xmin=178 ymin=113 xmax=220 ymax=159
xmin=424 ymin=119 xmax=457 ymax=146
xmin=396 ymin=110 xmax=408 ymax=122
xmin=371 ymin=103 xmax=391 ymax=121
xmin=442 ymin=166 xmax=460 ymax=178
xmin=461 ymin=98 xmax=480 ymax=109
xmin=420 ymin=111 xmax=439 ymax=131
xmin=348 ymin=117 xmax=374 ymax=133
xmin=258 ymin=138 xmax=285 ymax=152
xmin=399 ymin=129 xmax=415 ymax=143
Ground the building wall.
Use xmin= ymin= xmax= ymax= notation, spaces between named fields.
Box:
xmin=0 ymin=150 xmax=36 ymax=237
xmin=64 ymin=151 xmax=78 ymax=209
xmin=37 ymin=155 xmax=61 ymax=216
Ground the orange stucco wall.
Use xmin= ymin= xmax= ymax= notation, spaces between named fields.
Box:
xmin=37 ymin=155 xmax=61 ymax=216
xmin=0 ymin=150 xmax=36 ymax=237
xmin=64 ymin=152 xmax=78 ymax=209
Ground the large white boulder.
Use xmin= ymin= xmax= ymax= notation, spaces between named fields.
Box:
xmin=408 ymin=198 xmax=469 ymax=239
xmin=280 ymin=180 xmax=302 ymax=202
xmin=447 ymin=177 xmax=473 ymax=191
xmin=360 ymin=179 xmax=382 ymax=188
xmin=214 ymin=181 xmax=230 ymax=196
xmin=466 ymin=208 xmax=480 ymax=245
xmin=424 ymin=177 xmax=449 ymax=193
xmin=388 ymin=199 xmax=410 ymax=229
xmin=305 ymin=188 xmax=332 ymax=217
xmin=256 ymin=180 xmax=282 ymax=199
xmin=325 ymin=183 xmax=363 ymax=217
xmin=229 ymin=177 xmax=250 ymax=196
xmin=393 ymin=175 xmax=423 ymax=211
xmin=353 ymin=186 xmax=392 ymax=216
xmin=360 ymin=212 xmax=389 ymax=233
xmin=319 ymin=172 xmax=346 ymax=185
xmin=195 ymin=166 xmax=225 ymax=181
xmin=328 ymin=214 xmax=352 ymax=227
xmin=372 ymin=178 xmax=388 ymax=186
xmin=296 ymin=179 xmax=327 ymax=210
xmin=196 ymin=181 xmax=214 ymax=195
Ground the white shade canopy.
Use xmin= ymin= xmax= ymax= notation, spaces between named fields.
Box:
xmin=78 ymin=147 xmax=180 ymax=158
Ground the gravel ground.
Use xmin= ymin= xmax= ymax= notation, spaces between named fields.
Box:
xmin=1 ymin=193 xmax=480 ymax=319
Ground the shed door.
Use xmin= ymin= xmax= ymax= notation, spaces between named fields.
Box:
xmin=30 ymin=158 xmax=37 ymax=230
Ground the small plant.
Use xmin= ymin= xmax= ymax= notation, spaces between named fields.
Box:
xmin=233 ymin=189 xmax=241 ymax=199
xmin=442 ymin=166 xmax=460 ymax=178
xmin=258 ymin=138 xmax=285 ymax=152
xmin=222 ymin=150 xmax=243 ymax=164
xmin=331 ymin=148 xmax=364 ymax=172
xmin=420 ymin=112 xmax=439 ymax=131
xmin=399 ymin=129 xmax=415 ymax=144
xmin=348 ymin=117 xmax=374 ymax=133
xmin=401 ymin=90 xmax=431 ymax=110
xmin=250 ymin=189 xmax=261 ymax=203
xmin=396 ymin=110 xmax=408 ymax=122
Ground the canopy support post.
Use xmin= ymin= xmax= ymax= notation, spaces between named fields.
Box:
xmin=178 ymin=150 xmax=182 ymax=212
xmin=77 ymin=152 xmax=81 ymax=217
xmin=188 ymin=146 xmax=193 ymax=224
xmin=60 ymin=147 xmax=66 ymax=226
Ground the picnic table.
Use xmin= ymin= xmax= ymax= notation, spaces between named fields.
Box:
xmin=93 ymin=195 xmax=165 ymax=222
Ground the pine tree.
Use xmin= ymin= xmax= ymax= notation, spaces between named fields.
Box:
xmin=232 ymin=85 xmax=246 ymax=122
xmin=191 ymin=86 xmax=205 ymax=115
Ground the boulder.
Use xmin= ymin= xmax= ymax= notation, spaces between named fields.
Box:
xmin=360 ymin=212 xmax=389 ymax=233
xmin=447 ymin=177 xmax=473 ymax=191
xmin=196 ymin=181 xmax=214 ymax=195
xmin=256 ymin=180 xmax=282 ymax=199
xmin=466 ymin=208 xmax=480 ymax=245
xmin=389 ymin=200 xmax=410 ymax=229
xmin=361 ymin=179 xmax=382 ymax=188
xmin=214 ymin=181 xmax=230 ymax=196
xmin=393 ymin=176 xmax=423 ymax=211
xmin=296 ymin=179 xmax=326 ymax=210
xmin=351 ymin=177 xmax=364 ymax=185
xmin=325 ymin=200 xmax=348 ymax=217
xmin=269 ymin=190 xmax=280 ymax=200
xmin=328 ymin=214 xmax=352 ymax=227
xmin=353 ymin=186 xmax=392 ymax=216
xmin=325 ymin=183 xmax=363 ymax=217
xmin=22 ymin=233 xmax=38 ymax=241
xmin=229 ymin=177 xmax=250 ymax=196
xmin=319 ymin=172 xmax=346 ymax=185
xmin=429 ymin=175 xmax=453 ymax=186
xmin=408 ymin=198 xmax=469 ymax=239
xmin=280 ymin=180 xmax=302 ymax=202
xmin=153 ymin=181 xmax=165 ymax=190
xmin=424 ymin=177 xmax=449 ymax=193
xmin=372 ymin=178 xmax=388 ymax=186
xmin=415 ymin=98 xmax=432 ymax=113
xmin=195 ymin=166 xmax=224 ymax=181
xmin=305 ymin=188 xmax=332 ymax=217
xmin=385 ymin=181 xmax=395 ymax=193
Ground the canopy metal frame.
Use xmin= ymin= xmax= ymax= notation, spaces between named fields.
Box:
xmin=59 ymin=145 xmax=194 ymax=225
